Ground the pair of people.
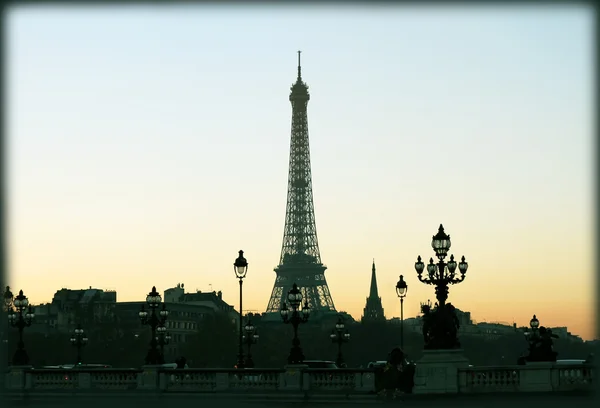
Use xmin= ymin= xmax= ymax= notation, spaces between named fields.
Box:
xmin=378 ymin=347 xmax=415 ymax=398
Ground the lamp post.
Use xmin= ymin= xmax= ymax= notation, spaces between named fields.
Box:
xmin=70 ymin=324 xmax=88 ymax=365
xmin=139 ymin=286 xmax=169 ymax=365
xmin=280 ymin=283 xmax=310 ymax=364
xmin=156 ymin=326 xmax=171 ymax=360
xmin=242 ymin=318 xmax=259 ymax=368
xmin=395 ymin=275 xmax=408 ymax=349
xmin=415 ymin=225 xmax=468 ymax=307
xmin=329 ymin=315 xmax=350 ymax=367
xmin=415 ymin=225 xmax=468 ymax=349
xmin=234 ymin=250 xmax=248 ymax=369
xmin=7 ymin=290 xmax=34 ymax=366
xmin=3 ymin=286 xmax=13 ymax=366
xmin=525 ymin=314 xmax=540 ymax=348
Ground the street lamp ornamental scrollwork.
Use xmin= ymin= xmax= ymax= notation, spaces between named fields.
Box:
xmin=8 ymin=290 xmax=35 ymax=366
xmin=139 ymin=286 xmax=169 ymax=365
xmin=70 ymin=324 xmax=88 ymax=365
xmin=416 ymin=225 xmax=468 ymax=350
xmin=242 ymin=318 xmax=259 ymax=368
xmin=280 ymin=283 xmax=310 ymax=365
xmin=330 ymin=314 xmax=350 ymax=367
xmin=156 ymin=325 xmax=171 ymax=359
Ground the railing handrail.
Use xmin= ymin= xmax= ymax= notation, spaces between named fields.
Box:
xmin=27 ymin=368 xmax=142 ymax=373
xmin=459 ymin=363 xmax=593 ymax=371
xmin=158 ymin=368 xmax=286 ymax=373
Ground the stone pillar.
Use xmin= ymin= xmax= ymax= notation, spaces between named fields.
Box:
xmin=77 ymin=372 xmax=91 ymax=389
xmin=354 ymin=371 xmax=376 ymax=392
xmin=137 ymin=365 xmax=162 ymax=390
xmin=215 ymin=372 xmax=229 ymax=391
xmin=413 ymin=349 xmax=469 ymax=394
xmin=280 ymin=364 xmax=307 ymax=391
xmin=5 ymin=366 xmax=32 ymax=390
xmin=521 ymin=362 xmax=553 ymax=392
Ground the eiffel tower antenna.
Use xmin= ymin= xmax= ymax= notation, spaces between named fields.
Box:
xmin=265 ymin=52 xmax=336 ymax=317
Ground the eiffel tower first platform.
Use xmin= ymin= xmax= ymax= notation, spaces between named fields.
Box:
xmin=264 ymin=52 xmax=336 ymax=321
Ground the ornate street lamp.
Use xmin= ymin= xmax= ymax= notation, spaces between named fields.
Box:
xmin=70 ymin=324 xmax=88 ymax=365
xmin=242 ymin=318 xmax=259 ymax=368
xmin=415 ymin=225 xmax=468 ymax=307
xmin=280 ymin=283 xmax=310 ymax=364
xmin=156 ymin=326 xmax=171 ymax=360
xmin=524 ymin=314 xmax=557 ymax=362
xmin=415 ymin=225 xmax=468 ymax=349
xmin=234 ymin=250 xmax=249 ymax=369
xmin=139 ymin=286 xmax=169 ymax=365
xmin=329 ymin=315 xmax=350 ymax=367
xmin=8 ymin=290 xmax=34 ymax=366
xmin=396 ymin=275 xmax=408 ymax=349
xmin=3 ymin=286 xmax=13 ymax=366
xmin=530 ymin=314 xmax=539 ymax=331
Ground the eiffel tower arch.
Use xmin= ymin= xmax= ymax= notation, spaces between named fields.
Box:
xmin=264 ymin=52 xmax=336 ymax=320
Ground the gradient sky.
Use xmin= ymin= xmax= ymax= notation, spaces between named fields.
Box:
xmin=6 ymin=6 xmax=595 ymax=339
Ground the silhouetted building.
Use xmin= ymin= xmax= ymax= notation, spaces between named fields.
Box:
xmin=163 ymin=283 xmax=238 ymax=325
xmin=114 ymin=300 xmax=218 ymax=361
xmin=40 ymin=287 xmax=118 ymax=332
xmin=361 ymin=260 xmax=385 ymax=323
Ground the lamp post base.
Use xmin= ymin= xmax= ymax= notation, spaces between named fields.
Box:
xmin=244 ymin=356 xmax=254 ymax=368
xmin=144 ymin=348 xmax=164 ymax=366
xmin=287 ymin=345 xmax=305 ymax=365
xmin=12 ymin=348 xmax=29 ymax=366
xmin=413 ymin=349 xmax=469 ymax=394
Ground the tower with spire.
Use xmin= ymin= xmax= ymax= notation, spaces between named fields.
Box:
xmin=361 ymin=260 xmax=386 ymax=323
xmin=264 ymin=52 xmax=336 ymax=319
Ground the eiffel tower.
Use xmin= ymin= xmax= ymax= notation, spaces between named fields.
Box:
xmin=264 ymin=52 xmax=336 ymax=319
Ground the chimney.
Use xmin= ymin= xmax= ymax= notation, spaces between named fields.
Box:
xmin=217 ymin=291 xmax=222 ymax=299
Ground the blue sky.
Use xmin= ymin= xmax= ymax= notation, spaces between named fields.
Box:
xmin=6 ymin=6 xmax=595 ymax=338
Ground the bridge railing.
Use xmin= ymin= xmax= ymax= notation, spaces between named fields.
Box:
xmin=4 ymin=363 xmax=595 ymax=395
xmin=458 ymin=363 xmax=594 ymax=393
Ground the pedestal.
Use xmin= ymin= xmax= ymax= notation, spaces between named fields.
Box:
xmin=5 ymin=366 xmax=32 ymax=390
xmin=280 ymin=364 xmax=307 ymax=391
xmin=413 ymin=349 xmax=469 ymax=394
xmin=137 ymin=365 xmax=162 ymax=390
xmin=521 ymin=362 xmax=553 ymax=392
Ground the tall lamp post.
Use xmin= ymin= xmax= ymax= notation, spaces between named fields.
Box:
xmin=156 ymin=326 xmax=171 ymax=360
xmin=70 ymin=324 xmax=88 ymax=365
xmin=280 ymin=283 xmax=310 ymax=364
xmin=243 ymin=318 xmax=259 ymax=368
xmin=234 ymin=250 xmax=248 ymax=369
xmin=525 ymin=314 xmax=540 ymax=349
xmin=329 ymin=315 xmax=350 ymax=367
xmin=3 ymin=286 xmax=13 ymax=366
xmin=8 ymin=290 xmax=34 ymax=366
xmin=415 ymin=225 xmax=468 ymax=349
xmin=139 ymin=286 xmax=169 ymax=365
xmin=396 ymin=275 xmax=408 ymax=349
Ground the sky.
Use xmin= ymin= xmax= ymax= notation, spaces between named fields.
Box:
xmin=5 ymin=5 xmax=596 ymax=340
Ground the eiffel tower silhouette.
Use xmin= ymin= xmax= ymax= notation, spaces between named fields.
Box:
xmin=264 ymin=52 xmax=336 ymax=319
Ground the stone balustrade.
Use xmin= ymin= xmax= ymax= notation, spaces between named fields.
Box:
xmin=459 ymin=363 xmax=594 ymax=393
xmin=4 ymin=363 xmax=594 ymax=397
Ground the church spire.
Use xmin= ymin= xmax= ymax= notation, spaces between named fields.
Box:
xmin=369 ymin=259 xmax=379 ymax=298
xmin=362 ymin=259 xmax=385 ymax=323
